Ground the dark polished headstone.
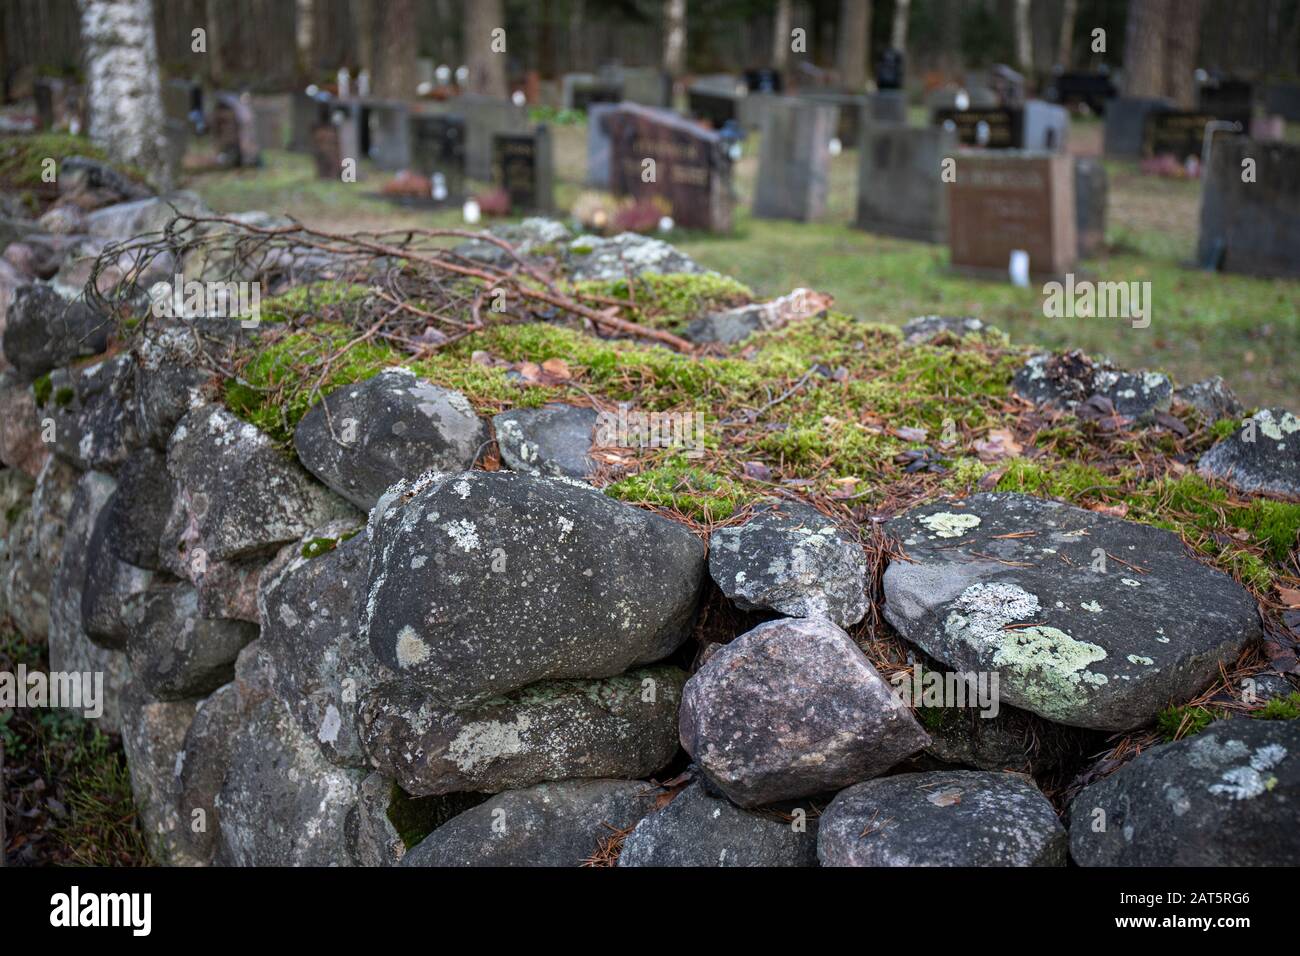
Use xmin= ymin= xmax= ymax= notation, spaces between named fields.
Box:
xmin=1197 ymin=136 xmax=1300 ymax=279
xmin=492 ymin=127 xmax=554 ymax=214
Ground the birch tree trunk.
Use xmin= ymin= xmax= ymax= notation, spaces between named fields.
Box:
xmin=773 ymin=0 xmax=792 ymax=70
xmin=890 ymin=0 xmax=911 ymax=53
xmin=1056 ymin=0 xmax=1077 ymax=68
xmin=663 ymin=0 xmax=687 ymax=79
xmin=1014 ymin=0 xmax=1034 ymax=72
xmin=78 ymin=0 xmax=171 ymax=189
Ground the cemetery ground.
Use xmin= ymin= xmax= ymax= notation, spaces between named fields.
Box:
xmin=186 ymin=112 xmax=1300 ymax=412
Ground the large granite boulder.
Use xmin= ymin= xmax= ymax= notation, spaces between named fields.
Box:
xmin=563 ymin=232 xmax=706 ymax=282
xmin=1198 ymin=408 xmax=1300 ymax=497
xmin=818 ymin=770 xmax=1068 ymax=866
xmin=708 ymin=501 xmax=868 ymax=627
xmin=0 ymin=371 xmax=51 ymax=476
xmin=1070 ymin=718 xmax=1300 ymax=866
xmin=98 ymin=446 xmax=172 ymax=570
xmin=2 ymin=283 xmax=110 ymax=381
xmin=41 ymin=352 xmax=140 ymax=472
xmin=883 ymin=494 xmax=1261 ymax=731
xmin=493 ymin=403 xmax=598 ymax=479
xmin=361 ymin=470 xmax=705 ymax=705
xmin=79 ymin=495 xmax=155 ymax=648
xmin=293 ymin=369 xmax=488 ymax=510
xmin=125 ymin=583 xmax=258 ymax=700
xmin=679 ymin=617 xmax=929 ymax=807
xmin=401 ymin=780 xmax=662 ymax=867
xmin=118 ymin=683 xmax=202 ymax=866
xmin=161 ymin=404 xmax=358 ymax=565
xmin=2 ymin=456 xmax=78 ymax=640
xmin=618 ymin=781 xmax=819 ymax=867
xmin=257 ymin=521 xmax=381 ymax=768
xmin=359 ymin=666 xmax=685 ymax=796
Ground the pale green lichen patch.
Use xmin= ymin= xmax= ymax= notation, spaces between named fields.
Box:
xmin=919 ymin=512 xmax=982 ymax=538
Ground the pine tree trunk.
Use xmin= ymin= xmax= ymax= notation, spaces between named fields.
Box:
xmin=1123 ymin=0 xmax=1169 ymax=97
xmin=296 ymin=0 xmax=315 ymax=82
xmin=1163 ymin=0 xmax=1201 ymax=107
xmin=663 ymin=0 xmax=687 ymax=79
xmin=78 ymin=0 xmax=172 ymax=189
xmin=464 ymin=0 xmax=507 ymax=96
xmin=373 ymin=0 xmax=417 ymax=98
xmin=836 ymin=0 xmax=871 ymax=90
xmin=352 ymin=0 xmax=374 ymax=79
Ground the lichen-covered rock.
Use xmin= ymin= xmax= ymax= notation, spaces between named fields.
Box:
xmin=563 ymin=232 xmax=706 ymax=282
xmin=1069 ymin=719 xmax=1300 ymax=866
xmin=401 ymin=779 xmax=662 ymax=867
xmin=708 ymin=501 xmax=868 ymax=627
xmin=362 ymin=470 xmax=705 ymax=706
xmin=1174 ymin=376 xmax=1243 ymax=424
xmin=45 ymin=467 xmax=131 ymax=733
xmin=125 ymin=583 xmax=257 ymax=700
xmin=161 ymin=404 xmax=358 ymax=564
xmin=819 ymin=770 xmax=1068 ymax=866
xmin=679 ymin=617 xmax=929 ymax=807
xmin=1013 ymin=351 xmax=1172 ymax=423
xmin=3 ymin=456 xmax=79 ymax=640
xmin=883 ymin=494 xmax=1261 ymax=732
xmin=618 ymin=781 xmax=819 ymax=867
xmin=682 ymin=288 xmax=828 ymax=345
xmin=900 ymin=315 xmax=991 ymax=345
xmin=360 ymin=666 xmax=685 ymax=796
xmin=1197 ymin=407 xmax=1300 ymax=497
xmin=293 ymin=369 xmax=488 ymax=510
xmin=80 ymin=494 xmax=155 ymax=648
xmin=176 ymin=682 xmax=241 ymax=865
xmin=493 ymin=403 xmax=598 ymax=479
xmin=214 ymin=661 xmax=364 ymax=866
xmin=0 ymin=371 xmax=50 ymax=477
xmin=344 ymin=774 xmax=491 ymax=867
xmin=43 ymin=352 xmax=140 ymax=472
xmin=83 ymin=192 xmax=211 ymax=240
xmin=130 ymin=322 xmax=218 ymax=450
xmin=257 ymin=521 xmax=379 ymax=767
xmin=119 ymin=682 xmax=202 ymax=866
xmin=60 ymin=155 xmax=154 ymax=206
xmin=1 ymin=283 xmax=110 ymax=381
xmin=100 ymin=446 xmax=172 ymax=570
xmin=452 ymin=217 xmax=573 ymax=269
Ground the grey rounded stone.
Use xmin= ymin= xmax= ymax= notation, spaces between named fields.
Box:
xmin=293 ymin=368 xmax=488 ymax=510
xmin=493 ymin=403 xmax=598 ymax=479
xmin=618 ymin=781 xmax=819 ymax=867
xmin=1069 ymin=718 xmax=1300 ymax=866
xmin=679 ymin=617 xmax=930 ymax=807
xmin=708 ymin=500 xmax=868 ymax=627
xmin=883 ymin=493 xmax=1261 ymax=732
xmin=361 ymin=469 xmax=705 ymax=706
xmin=401 ymin=779 xmax=662 ymax=867
xmin=1198 ymin=407 xmax=1300 ymax=497
xmin=359 ymin=666 xmax=685 ymax=796
xmin=818 ymin=770 xmax=1068 ymax=867
xmin=2 ymin=283 xmax=110 ymax=381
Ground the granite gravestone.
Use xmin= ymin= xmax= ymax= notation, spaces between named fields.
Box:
xmin=1104 ymin=96 xmax=1172 ymax=156
xmin=1143 ymin=111 xmax=1222 ymax=163
xmin=291 ymin=91 xmax=330 ymax=152
xmin=1047 ymin=71 xmax=1117 ymax=114
xmin=1022 ymin=101 xmax=1069 ymax=151
xmin=613 ymin=67 xmax=671 ymax=108
xmin=250 ymin=94 xmax=291 ymax=152
xmin=933 ymin=107 xmax=1023 ymax=148
xmin=754 ymin=98 xmax=836 ymax=222
xmin=855 ymin=124 xmax=957 ymax=243
xmin=948 ymin=151 xmax=1077 ymax=279
xmin=1197 ymin=137 xmax=1300 ymax=279
xmin=1263 ymin=82 xmax=1300 ymax=121
xmin=338 ymin=99 xmax=410 ymax=170
xmin=1198 ymin=78 xmax=1253 ymax=127
xmin=867 ymin=90 xmax=908 ymax=126
xmin=744 ymin=68 xmax=783 ymax=93
xmin=212 ymin=93 xmax=260 ymax=167
xmin=688 ymin=85 xmax=741 ymax=129
xmin=800 ymin=90 xmax=869 ymax=147
xmin=1074 ymin=156 xmax=1108 ymax=259
xmin=492 ymin=127 xmax=554 ymax=214
xmin=457 ymin=94 xmax=530 ymax=181
xmin=585 ymin=102 xmax=619 ymax=188
xmin=605 ymin=104 xmax=734 ymax=232
xmin=409 ymin=114 xmax=466 ymax=201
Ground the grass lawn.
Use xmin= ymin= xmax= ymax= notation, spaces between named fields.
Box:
xmin=187 ymin=114 xmax=1299 ymax=411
